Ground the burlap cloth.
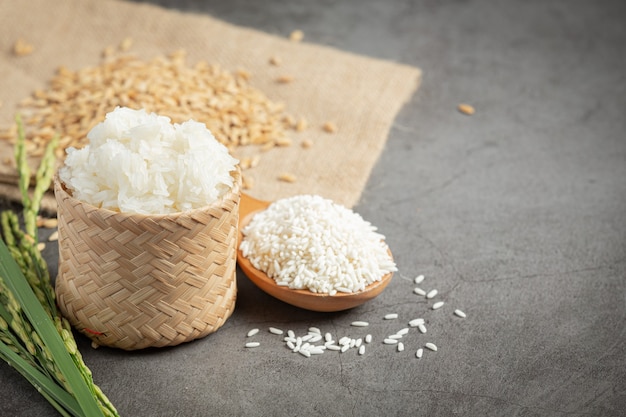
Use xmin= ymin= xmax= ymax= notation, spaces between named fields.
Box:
xmin=0 ymin=0 xmax=421 ymax=212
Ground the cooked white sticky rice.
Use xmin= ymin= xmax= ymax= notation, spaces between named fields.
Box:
xmin=239 ymin=195 xmax=397 ymax=295
xmin=59 ymin=107 xmax=239 ymax=214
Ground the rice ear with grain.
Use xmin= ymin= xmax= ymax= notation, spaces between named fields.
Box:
xmin=53 ymin=167 xmax=241 ymax=350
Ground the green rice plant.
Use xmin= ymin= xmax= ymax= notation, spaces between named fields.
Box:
xmin=0 ymin=115 xmax=119 ymax=417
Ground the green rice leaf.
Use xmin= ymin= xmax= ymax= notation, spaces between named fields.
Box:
xmin=0 ymin=239 xmax=105 ymax=417
xmin=0 ymin=339 xmax=79 ymax=417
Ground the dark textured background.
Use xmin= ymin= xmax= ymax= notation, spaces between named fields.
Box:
xmin=2 ymin=0 xmax=625 ymax=416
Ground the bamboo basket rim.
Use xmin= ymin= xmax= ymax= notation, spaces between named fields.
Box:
xmin=53 ymin=167 xmax=241 ymax=220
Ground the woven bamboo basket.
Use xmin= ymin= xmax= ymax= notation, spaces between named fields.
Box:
xmin=54 ymin=168 xmax=241 ymax=350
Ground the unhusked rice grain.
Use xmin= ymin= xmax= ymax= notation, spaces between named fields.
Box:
xmin=240 ymin=195 xmax=397 ymax=294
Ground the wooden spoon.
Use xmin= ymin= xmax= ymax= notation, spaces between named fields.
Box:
xmin=236 ymin=193 xmax=394 ymax=312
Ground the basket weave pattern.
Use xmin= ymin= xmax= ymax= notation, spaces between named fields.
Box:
xmin=54 ymin=169 xmax=240 ymax=350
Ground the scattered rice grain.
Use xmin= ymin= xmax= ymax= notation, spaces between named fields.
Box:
xmin=409 ymin=318 xmax=424 ymax=327
xmin=458 ymin=103 xmax=476 ymax=115
xmin=277 ymin=172 xmax=297 ymax=183
xmin=416 ymin=348 xmax=423 ymax=359
xmin=269 ymin=327 xmax=284 ymax=335
xmin=414 ymin=274 xmax=425 ymax=284
xmin=454 ymin=309 xmax=467 ymax=318
xmin=413 ymin=287 xmax=426 ymax=296
xmin=323 ymin=121 xmax=338 ymax=133
xmin=247 ymin=328 xmax=259 ymax=337
xmin=432 ymin=301 xmax=445 ymax=310
xmin=384 ymin=313 xmax=398 ymax=320
xmin=425 ymin=342 xmax=438 ymax=352
xmin=289 ymin=30 xmax=304 ymax=42
xmin=396 ymin=328 xmax=409 ymax=336
xmin=351 ymin=321 xmax=369 ymax=327
xmin=245 ymin=342 xmax=260 ymax=348
xmin=426 ymin=289 xmax=438 ymax=299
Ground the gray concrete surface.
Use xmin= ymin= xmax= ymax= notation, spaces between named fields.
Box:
xmin=2 ymin=0 xmax=625 ymax=416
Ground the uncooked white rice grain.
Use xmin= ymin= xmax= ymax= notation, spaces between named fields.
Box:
xmin=308 ymin=327 xmax=321 ymax=334
xmin=247 ymin=328 xmax=259 ymax=337
xmin=384 ymin=313 xmax=398 ymax=320
xmin=425 ymin=342 xmax=438 ymax=352
xmin=383 ymin=338 xmax=399 ymax=345
xmin=432 ymin=301 xmax=445 ymax=310
xmin=396 ymin=328 xmax=410 ymax=336
xmin=416 ymin=348 xmax=423 ymax=359
xmin=340 ymin=344 xmax=350 ymax=353
xmin=309 ymin=347 xmax=325 ymax=355
xmin=269 ymin=327 xmax=284 ymax=335
xmin=309 ymin=334 xmax=323 ymax=343
xmin=355 ymin=338 xmax=363 ymax=348
xmin=414 ymin=274 xmax=425 ymax=284
xmin=288 ymin=330 xmax=295 ymax=338
xmin=397 ymin=342 xmax=405 ymax=352
xmin=301 ymin=334 xmax=313 ymax=342
xmin=409 ymin=318 xmax=425 ymax=327
xmin=325 ymin=332 xmax=333 ymax=342
xmin=426 ymin=289 xmax=438 ymax=299
xmin=365 ymin=334 xmax=372 ymax=343
xmin=388 ymin=334 xmax=403 ymax=340
xmin=413 ymin=287 xmax=426 ymax=296
xmin=339 ymin=336 xmax=351 ymax=346
xmin=326 ymin=344 xmax=341 ymax=351
xmin=454 ymin=309 xmax=467 ymax=318
xmin=245 ymin=342 xmax=260 ymax=348
xmin=299 ymin=349 xmax=311 ymax=358
xmin=418 ymin=324 xmax=427 ymax=334
xmin=358 ymin=345 xmax=365 ymax=355
xmin=286 ymin=341 xmax=295 ymax=350
xmin=351 ymin=321 xmax=369 ymax=327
